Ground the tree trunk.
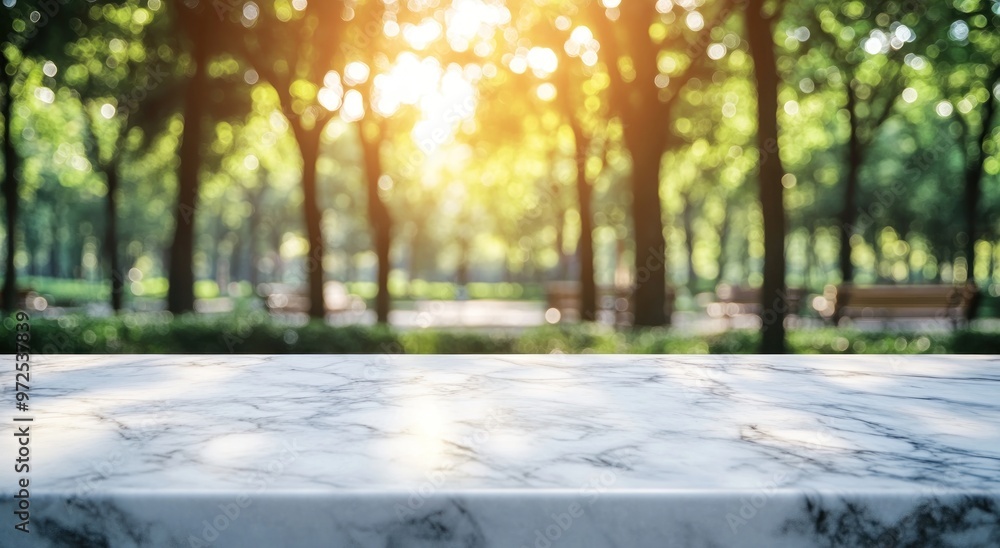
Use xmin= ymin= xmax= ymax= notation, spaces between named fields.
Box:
xmin=554 ymin=66 xmax=598 ymax=320
xmin=628 ymin=136 xmax=669 ymax=326
xmin=211 ymin=219 xmax=227 ymax=290
xmin=747 ymin=0 xmax=788 ymax=353
xmin=236 ymin=227 xmax=250 ymax=284
xmin=554 ymin=205 xmax=567 ymax=280
xmin=838 ymin=84 xmax=862 ymax=284
xmin=271 ymin=223 xmax=284 ymax=283
xmin=964 ymin=68 xmax=1000 ymax=269
xmin=228 ymin=230 xmax=241 ymax=287
xmin=247 ymin=186 xmax=263 ymax=289
xmin=408 ymin=221 xmax=422 ymax=283
xmin=24 ymin=221 xmax=36 ymax=277
xmin=358 ymin=123 xmax=392 ymax=324
xmin=804 ymin=228 xmax=815 ymax=291
xmin=873 ymin=229 xmax=885 ymax=282
xmin=682 ymin=192 xmax=697 ymax=293
xmin=714 ymin=201 xmax=731 ymax=288
xmin=229 ymin=234 xmax=242 ymax=287
xmin=903 ymin=237 xmax=913 ymax=283
xmin=569 ymin=123 xmax=597 ymax=322
xmin=456 ymin=238 xmax=470 ymax=287
xmin=2 ymin=67 xmax=18 ymax=312
xmin=988 ymin=242 xmax=996 ymax=284
xmin=295 ymin=126 xmax=326 ymax=319
xmin=105 ymin=163 xmax=124 ymax=312
xmin=167 ymin=42 xmax=207 ymax=314
xmin=49 ymin=223 xmax=59 ymax=277
xmin=71 ymin=232 xmax=84 ymax=279
xmin=406 ymin=243 xmax=416 ymax=283
xmin=744 ymin=222 xmax=754 ymax=281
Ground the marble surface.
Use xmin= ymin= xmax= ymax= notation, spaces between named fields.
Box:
xmin=2 ymin=354 xmax=999 ymax=547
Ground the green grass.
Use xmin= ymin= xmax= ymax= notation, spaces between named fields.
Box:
xmin=4 ymin=312 xmax=997 ymax=354
xmin=22 ymin=277 xmax=551 ymax=307
xmin=20 ymin=276 xmax=236 ymax=305
xmin=21 ymin=277 xmax=109 ymax=305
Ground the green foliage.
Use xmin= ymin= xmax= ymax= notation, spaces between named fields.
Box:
xmin=400 ymin=330 xmax=517 ymax=354
xmin=949 ymin=330 xmax=1000 ymax=354
xmin=5 ymin=314 xmax=995 ymax=355
xmin=513 ymin=324 xmax=630 ymax=353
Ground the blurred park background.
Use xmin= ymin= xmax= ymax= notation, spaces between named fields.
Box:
xmin=2 ymin=0 xmax=1000 ymax=354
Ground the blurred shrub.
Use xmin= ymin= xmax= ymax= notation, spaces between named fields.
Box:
xmin=401 ymin=330 xmax=515 ymax=353
xmin=949 ymin=330 xmax=1000 ymax=353
xmin=3 ymin=314 xmax=997 ymax=354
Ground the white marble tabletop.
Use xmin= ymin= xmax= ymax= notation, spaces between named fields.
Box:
xmin=3 ymin=354 xmax=999 ymax=547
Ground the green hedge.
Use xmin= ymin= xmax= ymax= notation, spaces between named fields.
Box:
xmin=4 ymin=313 xmax=998 ymax=354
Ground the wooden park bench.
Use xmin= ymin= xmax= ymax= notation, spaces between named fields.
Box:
xmin=545 ymin=281 xmax=675 ymax=325
xmin=258 ymin=281 xmax=364 ymax=315
xmin=707 ymin=285 xmax=805 ymax=324
xmin=814 ymin=284 xmax=979 ymax=327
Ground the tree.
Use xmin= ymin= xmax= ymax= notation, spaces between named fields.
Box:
xmin=237 ymin=1 xmax=348 ymax=318
xmin=64 ymin=1 xmax=176 ymax=312
xmin=356 ymin=116 xmax=393 ymax=324
xmin=348 ymin=2 xmax=398 ymax=325
xmin=961 ymin=65 xmax=1000 ymax=279
xmin=0 ymin=45 xmax=17 ymax=312
xmin=166 ymin=1 xmax=213 ymax=314
xmin=1 ymin=1 xmax=86 ymax=311
xmin=928 ymin=2 xmax=1000 ymax=282
xmin=801 ymin=2 xmax=914 ymax=284
xmin=561 ymin=82 xmax=598 ymax=321
xmin=588 ymin=2 xmax=732 ymax=326
xmin=746 ymin=0 xmax=789 ymax=353
xmin=157 ymin=0 xmax=256 ymax=314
